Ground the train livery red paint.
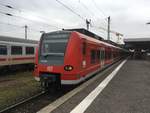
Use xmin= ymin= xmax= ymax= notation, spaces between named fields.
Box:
xmin=34 ymin=29 xmax=128 ymax=90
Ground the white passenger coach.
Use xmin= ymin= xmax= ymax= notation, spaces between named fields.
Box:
xmin=0 ymin=36 xmax=38 ymax=68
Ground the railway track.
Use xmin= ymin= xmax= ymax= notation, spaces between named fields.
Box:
xmin=0 ymin=86 xmax=75 ymax=113
xmin=0 ymin=91 xmax=46 ymax=113
xmin=0 ymin=66 xmax=33 ymax=76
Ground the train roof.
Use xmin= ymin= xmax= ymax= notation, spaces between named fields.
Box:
xmin=63 ymin=28 xmax=104 ymax=41
xmin=0 ymin=35 xmax=38 ymax=44
xmin=63 ymin=28 xmax=124 ymax=49
xmin=45 ymin=28 xmax=127 ymax=51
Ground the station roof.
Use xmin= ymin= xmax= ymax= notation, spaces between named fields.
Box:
xmin=124 ymin=38 xmax=150 ymax=49
xmin=124 ymin=38 xmax=150 ymax=42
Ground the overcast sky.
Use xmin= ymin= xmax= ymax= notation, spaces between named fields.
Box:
xmin=0 ymin=0 xmax=150 ymax=43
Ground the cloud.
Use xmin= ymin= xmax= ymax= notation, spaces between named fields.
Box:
xmin=0 ymin=0 xmax=150 ymax=42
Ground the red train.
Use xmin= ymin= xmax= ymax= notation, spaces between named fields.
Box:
xmin=34 ymin=28 xmax=128 ymax=90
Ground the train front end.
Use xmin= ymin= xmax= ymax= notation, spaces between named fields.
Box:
xmin=34 ymin=31 xmax=81 ymax=90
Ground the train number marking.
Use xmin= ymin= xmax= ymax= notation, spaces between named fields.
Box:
xmin=47 ymin=66 xmax=53 ymax=71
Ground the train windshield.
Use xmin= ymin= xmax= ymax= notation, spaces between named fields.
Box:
xmin=40 ymin=31 xmax=71 ymax=65
xmin=42 ymin=40 xmax=67 ymax=56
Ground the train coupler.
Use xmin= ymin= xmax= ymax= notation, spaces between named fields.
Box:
xmin=40 ymin=73 xmax=61 ymax=91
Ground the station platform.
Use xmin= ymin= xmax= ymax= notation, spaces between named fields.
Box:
xmin=39 ymin=59 xmax=150 ymax=113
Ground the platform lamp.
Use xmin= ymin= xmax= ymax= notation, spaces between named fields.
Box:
xmin=146 ymin=22 xmax=150 ymax=54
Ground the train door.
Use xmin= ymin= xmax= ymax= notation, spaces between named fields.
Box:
xmin=100 ymin=48 xmax=105 ymax=68
xmin=6 ymin=44 xmax=9 ymax=66
xmin=82 ymin=40 xmax=87 ymax=69
xmin=7 ymin=44 xmax=12 ymax=65
xmin=111 ymin=48 xmax=114 ymax=60
xmin=0 ymin=44 xmax=8 ymax=66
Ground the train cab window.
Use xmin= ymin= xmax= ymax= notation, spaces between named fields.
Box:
xmin=41 ymin=32 xmax=70 ymax=55
xmin=11 ymin=46 xmax=22 ymax=55
xmin=26 ymin=47 xmax=34 ymax=55
xmin=43 ymin=42 xmax=66 ymax=54
xmin=91 ymin=50 xmax=96 ymax=64
xmin=0 ymin=45 xmax=7 ymax=55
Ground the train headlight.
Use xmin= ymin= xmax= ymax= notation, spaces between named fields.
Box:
xmin=64 ymin=65 xmax=73 ymax=71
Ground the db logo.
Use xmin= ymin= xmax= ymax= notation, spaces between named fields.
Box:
xmin=47 ymin=66 xmax=53 ymax=71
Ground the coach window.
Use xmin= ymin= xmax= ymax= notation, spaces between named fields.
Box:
xmin=11 ymin=46 xmax=22 ymax=55
xmin=91 ymin=50 xmax=96 ymax=64
xmin=0 ymin=45 xmax=7 ymax=55
xmin=26 ymin=47 xmax=34 ymax=55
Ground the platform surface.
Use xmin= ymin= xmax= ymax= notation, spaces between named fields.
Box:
xmin=45 ymin=59 xmax=150 ymax=113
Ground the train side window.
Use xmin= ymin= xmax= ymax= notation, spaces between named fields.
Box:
xmin=0 ymin=45 xmax=7 ymax=55
xmin=105 ymin=50 xmax=107 ymax=60
xmin=26 ymin=47 xmax=34 ymax=55
xmin=91 ymin=50 xmax=96 ymax=64
xmin=108 ymin=52 xmax=111 ymax=59
xmin=82 ymin=42 xmax=86 ymax=55
xmin=100 ymin=50 xmax=104 ymax=60
xmin=97 ymin=50 xmax=100 ymax=59
xmin=103 ymin=50 xmax=105 ymax=59
xmin=11 ymin=46 xmax=22 ymax=55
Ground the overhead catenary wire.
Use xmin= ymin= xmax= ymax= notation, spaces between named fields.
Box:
xmin=0 ymin=21 xmax=43 ymax=33
xmin=0 ymin=1 xmax=105 ymax=30
xmin=91 ymin=0 xmax=107 ymax=19
xmin=0 ymin=11 xmax=48 ymax=33
xmin=91 ymin=0 xmax=108 ymax=24
xmin=78 ymin=1 xmax=95 ymax=17
xmin=55 ymin=0 xmax=85 ymax=21
xmin=77 ymin=0 xmax=109 ymax=34
xmin=0 ymin=1 xmax=123 ymax=39
xmin=0 ymin=2 xmax=21 ymax=12
xmin=92 ymin=25 xmax=123 ymax=36
xmin=0 ymin=10 xmax=60 ymax=29
xmin=0 ymin=21 xmax=22 ymax=28
xmin=78 ymin=0 xmax=107 ymax=24
xmin=0 ymin=2 xmax=69 ymax=28
xmin=75 ymin=2 xmax=92 ymax=19
xmin=0 ymin=6 xmax=115 ymax=35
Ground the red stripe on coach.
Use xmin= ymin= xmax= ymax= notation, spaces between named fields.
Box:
xmin=0 ymin=58 xmax=6 ymax=61
xmin=12 ymin=57 xmax=35 ymax=60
